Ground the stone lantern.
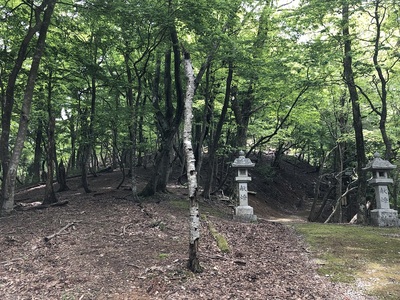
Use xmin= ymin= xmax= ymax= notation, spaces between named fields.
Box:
xmin=363 ymin=152 xmax=399 ymax=227
xmin=232 ymin=151 xmax=257 ymax=222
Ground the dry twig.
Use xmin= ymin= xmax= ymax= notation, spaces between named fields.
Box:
xmin=44 ymin=222 xmax=76 ymax=242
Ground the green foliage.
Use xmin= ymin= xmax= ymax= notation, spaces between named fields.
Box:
xmin=2 ymin=0 xmax=400 ymax=192
xmin=255 ymin=164 xmax=277 ymax=183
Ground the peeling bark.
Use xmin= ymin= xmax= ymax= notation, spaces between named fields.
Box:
xmin=183 ymin=52 xmax=202 ymax=273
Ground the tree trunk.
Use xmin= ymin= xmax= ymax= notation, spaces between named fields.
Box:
xmin=80 ymin=40 xmax=99 ymax=193
xmin=231 ymin=3 xmax=271 ymax=149
xmin=342 ymin=2 xmax=367 ymax=224
xmin=372 ymin=1 xmax=392 ymax=160
xmin=231 ymin=84 xmax=253 ymax=149
xmin=124 ymin=51 xmax=138 ymax=198
xmin=140 ymin=136 xmax=175 ymax=196
xmin=31 ymin=120 xmax=43 ymax=183
xmin=137 ymin=97 xmax=147 ymax=167
xmin=308 ymin=148 xmax=330 ymax=222
xmin=57 ymin=160 xmax=69 ymax=192
xmin=333 ymin=94 xmax=348 ymax=223
xmin=1 ymin=3 xmax=44 ymax=189
xmin=183 ymin=52 xmax=202 ymax=273
xmin=112 ymin=127 xmax=119 ymax=169
xmin=140 ymin=57 xmax=162 ymax=196
xmin=43 ymin=107 xmax=57 ymax=205
xmin=43 ymin=69 xmax=58 ymax=204
xmin=131 ymin=52 xmax=149 ymax=200
xmin=80 ymin=112 xmax=92 ymax=194
xmin=194 ymin=65 xmax=213 ymax=178
xmin=140 ymin=24 xmax=184 ymax=196
xmin=202 ymin=62 xmax=233 ymax=199
xmin=78 ymin=94 xmax=92 ymax=194
xmin=333 ymin=142 xmax=344 ymax=223
xmin=68 ymin=113 xmax=77 ymax=171
xmin=140 ymin=52 xmax=172 ymax=196
xmin=314 ymin=185 xmax=335 ymax=222
xmin=1 ymin=0 xmax=57 ymax=214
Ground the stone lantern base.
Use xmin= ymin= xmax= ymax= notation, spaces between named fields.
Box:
xmin=233 ymin=205 xmax=257 ymax=222
xmin=370 ymin=209 xmax=399 ymax=227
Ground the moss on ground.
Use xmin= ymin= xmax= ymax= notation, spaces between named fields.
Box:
xmin=293 ymin=223 xmax=400 ymax=299
xmin=169 ymin=199 xmax=190 ymax=210
xmin=203 ymin=216 xmax=230 ymax=253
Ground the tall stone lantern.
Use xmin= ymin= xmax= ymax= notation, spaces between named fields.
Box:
xmin=363 ymin=152 xmax=399 ymax=227
xmin=232 ymin=151 xmax=257 ymax=222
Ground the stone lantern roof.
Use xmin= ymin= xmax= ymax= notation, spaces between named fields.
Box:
xmin=363 ymin=152 xmax=396 ymax=171
xmin=232 ymin=151 xmax=255 ymax=169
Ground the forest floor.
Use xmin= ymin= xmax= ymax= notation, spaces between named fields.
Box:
xmin=0 ymin=155 xmax=377 ymax=299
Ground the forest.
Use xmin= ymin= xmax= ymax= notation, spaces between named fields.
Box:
xmin=1 ymin=1 xmax=400 ymax=297
xmin=2 ymin=1 xmax=400 ymax=225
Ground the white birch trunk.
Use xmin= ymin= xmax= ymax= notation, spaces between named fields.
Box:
xmin=183 ymin=52 xmax=202 ymax=272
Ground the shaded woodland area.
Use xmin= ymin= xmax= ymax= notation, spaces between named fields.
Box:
xmin=0 ymin=161 xmax=376 ymax=299
xmin=1 ymin=0 xmax=400 ymax=290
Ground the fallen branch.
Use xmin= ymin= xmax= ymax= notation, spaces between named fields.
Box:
xmin=0 ymin=257 xmax=24 ymax=266
xmin=202 ymin=254 xmax=227 ymax=261
xmin=122 ymin=223 xmax=133 ymax=235
xmin=324 ymin=186 xmax=357 ymax=223
xmin=349 ymin=214 xmax=357 ymax=224
xmin=349 ymin=201 xmax=371 ymax=224
xmin=44 ymin=222 xmax=76 ymax=242
xmin=234 ymin=260 xmax=247 ymax=266
xmin=15 ymin=200 xmax=69 ymax=211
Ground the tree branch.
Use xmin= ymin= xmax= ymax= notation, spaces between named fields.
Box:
xmin=44 ymin=221 xmax=77 ymax=242
xmin=247 ymin=85 xmax=309 ymax=155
